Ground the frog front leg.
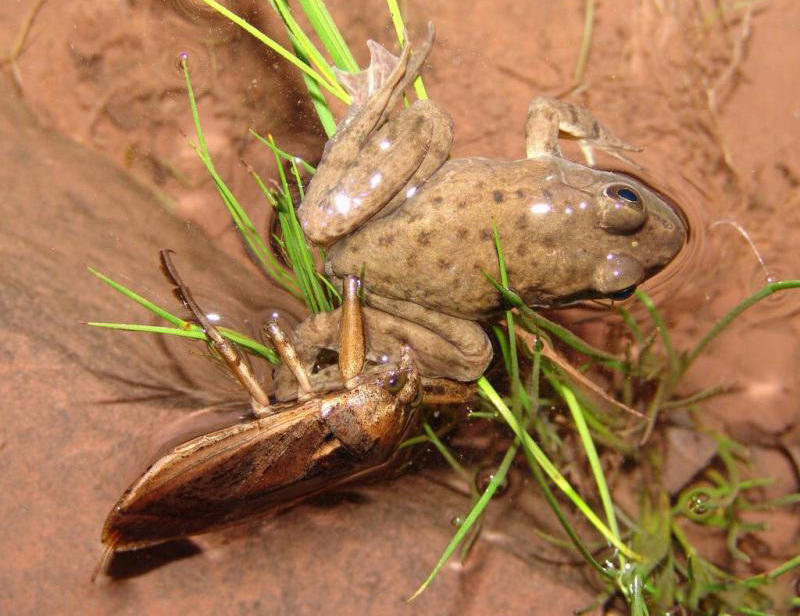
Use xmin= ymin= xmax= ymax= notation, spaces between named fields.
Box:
xmin=525 ymin=97 xmax=641 ymax=166
xmin=299 ymin=26 xmax=453 ymax=246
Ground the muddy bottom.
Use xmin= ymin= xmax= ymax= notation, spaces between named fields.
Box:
xmin=1 ymin=1 xmax=799 ymax=614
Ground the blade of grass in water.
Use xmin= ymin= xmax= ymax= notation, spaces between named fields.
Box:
xmin=635 ymin=289 xmax=679 ymax=376
xmin=385 ymin=0 xmax=428 ymax=101
xmin=258 ymin=135 xmax=334 ymax=313
xmin=479 ymin=377 xmax=639 ymax=560
xmin=552 ymin=380 xmax=624 ymax=572
xmin=408 ymin=440 xmax=518 ymax=601
xmin=180 ymin=57 xmax=302 ymax=300
xmin=296 ymin=0 xmax=358 ymax=72
xmin=199 ymin=0 xmax=349 ymax=103
xmin=87 ymin=268 xmax=278 ymax=363
xmin=249 ymin=130 xmax=316 ymax=174
xmin=268 ymin=0 xmax=342 ymax=136
xmin=485 ymin=278 xmax=626 ymax=370
xmin=684 ymin=280 xmax=800 ymax=370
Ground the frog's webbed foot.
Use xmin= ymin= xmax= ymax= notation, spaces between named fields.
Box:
xmin=526 ymin=97 xmax=643 ymax=168
xmin=333 ymin=40 xmax=402 ymax=110
xmin=298 ymin=23 xmax=452 ymax=246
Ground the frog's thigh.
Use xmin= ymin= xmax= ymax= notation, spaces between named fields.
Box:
xmin=525 ymin=97 xmax=632 ymax=161
xmin=299 ymin=100 xmax=453 ymax=245
xmin=365 ymin=294 xmax=492 ymax=381
xmin=272 ymin=302 xmax=491 ymax=399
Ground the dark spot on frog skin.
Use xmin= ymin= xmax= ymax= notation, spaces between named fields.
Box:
xmin=493 ymin=190 xmax=504 ymax=203
xmin=515 ymin=214 xmax=530 ymax=229
xmin=539 ymin=234 xmax=557 ymax=249
xmin=479 ymin=229 xmax=493 ymax=242
xmin=417 ymin=230 xmax=433 ymax=246
xmin=457 ymin=200 xmax=467 ymax=210
xmin=541 ymin=188 xmax=553 ymax=202
xmin=515 ymin=189 xmax=525 ymax=199
xmin=433 ymin=196 xmax=443 ymax=205
xmin=388 ymin=328 xmax=409 ymax=346
xmin=456 ymin=227 xmax=469 ymax=240
xmin=437 ymin=258 xmax=453 ymax=271
xmin=406 ymin=254 xmax=417 ymax=267
xmin=406 ymin=211 xmax=423 ymax=223
xmin=378 ymin=234 xmax=395 ymax=247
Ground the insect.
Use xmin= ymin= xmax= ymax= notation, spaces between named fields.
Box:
xmin=94 ymin=251 xmax=464 ymax=578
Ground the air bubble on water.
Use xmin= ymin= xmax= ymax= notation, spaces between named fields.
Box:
xmin=688 ymin=492 xmax=710 ymax=515
xmin=176 ymin=51 xmax=190 ymax=72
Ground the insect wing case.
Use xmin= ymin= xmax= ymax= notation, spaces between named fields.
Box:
xmin=102 ymin=380 xmax=419 ymax=550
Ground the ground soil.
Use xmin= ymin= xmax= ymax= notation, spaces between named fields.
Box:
xmin=1 ymin=0 xmax=798 ymax=614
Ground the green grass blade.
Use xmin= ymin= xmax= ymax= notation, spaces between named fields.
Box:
xmin=635 ymin=289 xmax=678 ymax=375
xmin=199 ymin=0 xmax=349 ymax=102
xmin=684 ymin=280 xmax=800 ymax=370
xmin=256 ymin=135 xmax=334 ymax=313
xmin=478 ymin=377 xmax=639 ymax=560
xmin=88 ymin=322 xmax=278 ymax=363
xmin=553 ymin=380 xmax=623 ymax=568
xmin=88 ymin=268 xmax=278 ymax=363
xmin=385 ymin=0 xmax=428 ymax=100
xmin=422 ymin=421 xmax=473 ymax=488
xmin=409 ymin=441 xmax=518 ymax=601
xmin=180 ymin=58 xmax=301 ymax=298
xmin=296 ymin=0 xmax=358 ymax=72
xmin=269 ymin=0 xmax=341 ymax=84
xmin=249 ymin=130 xmax=316 ymax=173
xmin=287 ymin=39 xmax=338 ymax=137
xmin=485 ymin=277 xmax=626 ymax=369
xmin=88 ymin=267 xmax=184 ymax=327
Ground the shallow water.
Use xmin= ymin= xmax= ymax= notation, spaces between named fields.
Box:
xmin=3 ymin=0 xmax=799 ymax=613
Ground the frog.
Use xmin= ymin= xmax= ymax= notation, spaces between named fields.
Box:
xmin=274 ymin=24 xmax=687 ymax=400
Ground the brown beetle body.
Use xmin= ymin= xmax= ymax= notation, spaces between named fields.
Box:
xmin=103 ymin=353 xmax=421 ymax=550
xmin=95 ymin=254 xmax=433 ymax=574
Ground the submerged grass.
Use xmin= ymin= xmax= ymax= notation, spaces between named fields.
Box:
xmin=90 ymin=1 xmax=800 ymax=613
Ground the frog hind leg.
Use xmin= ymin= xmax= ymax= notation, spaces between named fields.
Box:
xmin=299 ymin=25 xmax=452 ymax=246
xmin=364 ymin=292 xmax=493 ymax=380
xmin=272 ymin=301 xmax=490 ymax=401
xmin=525 ymin=96 xmax=642 ymax=167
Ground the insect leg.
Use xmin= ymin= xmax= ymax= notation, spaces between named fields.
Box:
xmin=159 ymin=249 xmax=271 ymax=417
xmin=338 ymin=276 xmax=365 ymax=384
xmin=263 ymin=321 xmax=312 ymax=396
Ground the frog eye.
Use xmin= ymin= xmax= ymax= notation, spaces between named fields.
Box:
xmin=606 ymin=285 xmax=637 ymax=301
xmin=383 ymin=371 xmax=408 ymax=394
xmin=598 ymin=183 xmax=647 ymax=233
xmin=606 ymin=184 xmax=641 ymax=204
